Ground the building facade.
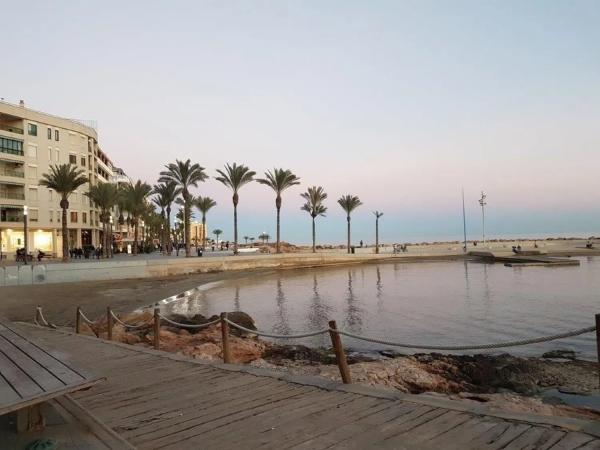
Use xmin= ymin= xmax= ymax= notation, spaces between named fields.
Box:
xmin=0 ymin=100 xmax=114 ymax=259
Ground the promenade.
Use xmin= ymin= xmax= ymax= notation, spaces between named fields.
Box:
xmin=11 ymin=322 xmax=600 ymax=449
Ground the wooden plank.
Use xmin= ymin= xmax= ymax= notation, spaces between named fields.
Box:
xmin=0 ymin=349 xmax=43 ymax=400
xmin=0 ymin=334 xmax=65 ymax=391
xmin=547 ymin=432 xmax=597 ymax=449
xmin=503 ymin=426 xmax=565 ymax=450
xmin=389 ymin=410 xmax=473 ymax=445
xmin=0 ymin=374 xmax=22 ymax=404
xmin=0 ymin=324 xmax=85 ymax=385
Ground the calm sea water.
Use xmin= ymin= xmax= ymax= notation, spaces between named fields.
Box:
xmin=160 ymin=257 xmax=600 ymax=359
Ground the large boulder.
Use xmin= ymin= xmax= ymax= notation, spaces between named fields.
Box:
xmin=163 ymin=313 xmax=209 ymax=334
xmin=208 ymin=312 xmax=257 ymax=337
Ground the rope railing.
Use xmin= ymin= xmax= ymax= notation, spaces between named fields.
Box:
xmin=37 ymin=306 xmax=600 ymax=386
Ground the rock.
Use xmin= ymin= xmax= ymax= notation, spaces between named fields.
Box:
xmin=164 ymin=313 xmax=209 ymax=334
xmin=542 ymin=350 xmax=577 ymax=360
xmin=263 ymin=345 xmax=334 ymax=364
xmin=222 ymin=311 xmax=257 ymax=337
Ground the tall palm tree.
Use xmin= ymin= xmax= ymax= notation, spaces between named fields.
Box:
xmin=121 ymin=180 xmax=152 ymax=255
xmin=213 ymin=229 xmax=223 ymax=246
xmin=337 ymin=195 xmax=363 ymax=253
xmin=152 ymin=181 xmax=181 ymax=255
xmin=159 ymin=160 xmax=207 ymax=257
xmin=215 ymin=163 xmax=256 ymax=255
xmin=85 ymin=182 xmax=120 ymax=257
xmin=373 ymin=211 xmax=384 ymax=254
xmin=300 ymin=186 xmax=328 ymax=253
xmin=257 ymin=168 xmax=301 ymax=253
xmin=243 ymin=236 xmax=249 ymax=245
xmin=40 ymin=164 xmax=88 ymax=261
xmin=195 ymin=196 xmax=217 ymax=250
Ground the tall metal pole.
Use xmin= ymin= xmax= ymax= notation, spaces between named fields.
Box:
xmin=462 ymin=189 xmax=467 ymax=252
xmin=479 ymin=191 xmax=487 ymax=245
xmin=23 ymin=205 xmax=28 ymax=265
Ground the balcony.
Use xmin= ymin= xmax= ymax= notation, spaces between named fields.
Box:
xmin=0 ymin=191 xmax=25 ymax=200
xmin=0 ymin=207 xmax=24 ymax=223
xmin=0 ymin=167 xmax=24 ymax=178
xmin=0 ymin=123 xmax=24 ymax=135
xmin=0 ymin=136 xmax=24 ymax=157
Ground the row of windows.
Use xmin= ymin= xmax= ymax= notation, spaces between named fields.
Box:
xmin=0 ymin=137 xmax=24 ymax=155
xmin=28 ymin=123 xmax=59 ymax=141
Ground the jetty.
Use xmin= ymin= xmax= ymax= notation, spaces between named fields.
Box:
xmin=469 ymin=251 xmax=580 ymax=267
xmin=3 ymin=322 xmax=600 ymax=449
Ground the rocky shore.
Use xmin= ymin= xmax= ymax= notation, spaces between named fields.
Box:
xmin=78 ymin=311 xmax=600 ymax=420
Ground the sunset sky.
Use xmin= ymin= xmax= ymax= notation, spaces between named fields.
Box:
xmin=3 ymin=1 xmax=599 ymax=243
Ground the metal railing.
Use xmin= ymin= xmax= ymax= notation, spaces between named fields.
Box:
xmin=0 ymin=124 xmax=24 ymax=135
xmin=0 ymin=168 xmax=24 ymax=178
xmin=0 ymin=191 xmax=25 ymax=200
xmin=0 ymin=147 xmax=24 ymax=156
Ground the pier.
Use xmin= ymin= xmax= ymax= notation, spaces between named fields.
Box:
xmin=469 ymin=251 xmax=580 ymax=267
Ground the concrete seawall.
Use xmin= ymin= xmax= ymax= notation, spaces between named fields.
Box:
xmin=0 ymin=253 xmax=463 ymax=286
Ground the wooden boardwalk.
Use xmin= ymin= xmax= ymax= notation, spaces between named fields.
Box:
xmin=12 ymin=324 xmax=600 ymax=449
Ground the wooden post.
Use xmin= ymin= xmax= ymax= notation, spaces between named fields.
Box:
xmin=75 ymin=307 xmax=81 ymax=334
xmin=221 ymin=312 xmax=232 ymax=363
xmin=153 ymin=308 xmax=160 ymax=350
xmin=328 ymin=320 xmax=352 ymax=384
xmin=34 ymin=307 xmax=40 ymax=325
xmin=596 ymin=314 xmax=600 ymax=386
xmin=106 ymin=307 xmax=113 ymax=341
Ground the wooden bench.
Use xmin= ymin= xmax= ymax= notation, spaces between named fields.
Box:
xmin=0 ymin=320 xmax=104 ymax=432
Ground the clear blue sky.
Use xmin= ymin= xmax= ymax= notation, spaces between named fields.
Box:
xmin=3 ymin=1 xmax=600 ymax=243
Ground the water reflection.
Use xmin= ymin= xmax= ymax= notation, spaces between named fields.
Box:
xmin=164 ymin=257 xmax=599 ymax=359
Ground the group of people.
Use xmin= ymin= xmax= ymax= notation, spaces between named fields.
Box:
xmin=69 ymin=246 xmax=103 ymax=259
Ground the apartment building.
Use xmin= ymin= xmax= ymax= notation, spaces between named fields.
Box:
xmin=0 ymin=100 xmax=115 ymax=258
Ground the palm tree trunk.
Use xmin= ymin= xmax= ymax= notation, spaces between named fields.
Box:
xmin=103 ymin=221 xmax=108 ymax=258
xmin=276 ymin=206 xmax=281 ymax=253
xmin=233 ymin=203 xmax=238 ymax=255
xmin=184 ymin=202 xmax=191 ymax=257
xmin=375 ymin=218 xmax=379 ymax=254
xmin=202 ymin=214 xmax=206 ymax=250
xmin=61 ymin=206 xmax=68 ymax=262
xmin=166 ymin=209 xmax=171 ymax=254
xmin=312 ymin=216 xmax=316 ymax=253
xmin=133 ymin=221 xmax=139 ymax=255
xmin=347 ymin=215 xmax=351 ymax=254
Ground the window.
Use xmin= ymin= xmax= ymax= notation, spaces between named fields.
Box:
xmin=81 ymin=157 xmax=86 ymax=167
xmin=69 ymin=154 xmax=77 ymax=164
xmin=55 ymin=149 xmax=60 ymax=162
xmin=47 ymin=128 xmax=52 ymax=139
xmin=29 ymin=209 xmax=39 ymax=222
xmin=27 ymin=145 xmax=37 ymax=158
xmin=48 ymin=147 xmax=52 ymax=161
xmin=27 ymin=123 xmax=37 ymax=136
xmin=49 ymin=209 xmax=53 ymax=222
xmin=55 ymin=130 xmax=59 ymax=141
xmin=48 ymin=189 xmax=53 ymax=201
xmin=82 ymin=212 xmax=87 ymax=224
xmin=0 ymin=137 xmax=24 ymax=155
xmin=70 ymin=211 xmax=78 ymax=223
xmin=28 ymin=188 xmax=38 ymax=202
xmin=27 ymin=165 xmax=37 ymax=179
xmin=57 ymin=211 xmax=61 ymax=223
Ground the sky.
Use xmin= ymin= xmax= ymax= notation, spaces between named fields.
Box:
xmin=3 ymin=0 xmax=600 ymax=244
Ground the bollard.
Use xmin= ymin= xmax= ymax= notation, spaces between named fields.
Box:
xmin=34 ymin=306 xmax=41 ymax=325
xmin=106 ymin=307 xmax=113 ymax=341
xmin=596 ymin=314 xmax=600 ymax=387
xmin=221 ymin=312 xmax=232 ymax=363
xmin=153 ymin=308 xmax=160 ymax=350
xmin=75 ymin=307 xmax=81 ymax=334
xmin=328 ymin=320 xmax=352 ymax=384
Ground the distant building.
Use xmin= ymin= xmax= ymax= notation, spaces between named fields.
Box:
xmin=0 ymin=100 xmax=118 ymax=258
xmin=190 ymin=221 xmax=207 ymax=246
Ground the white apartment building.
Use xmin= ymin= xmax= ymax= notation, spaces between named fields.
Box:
xmin=0 ymin=100 xmax=116 ymax=259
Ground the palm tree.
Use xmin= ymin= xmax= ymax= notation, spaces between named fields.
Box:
xmin=196 ymin=196 xmax=217 ymax=250
xmin=215 ymin=163 xmax=256 ymax=255
xmin=40 ymin=164 xmax=88 ymax=261
xmin=152 ymin=181 xmax=181 ymax=255
xmin=373 ymin=211 xmax=384 ymax=254
xmin=243 ymin=236 xmax=249 ymax=245
xmin=213 ymin=229 xmax=223 ymax=245
xmin=259 ymin=232 xmax=270 ymax=244
xmin=337 ymin=195 xmax=363 ymax=253
xmin=300 ymin=186 xmax=328 ymax=253
xmin=121 ymin=180 xmax=152 ymax=255
xmin=249 ymin=237 xmax=255 ymax=246
xmin=159 ymin=160 xmax=207 ymax=257
xmin=256 ymin=168 xmax=301 ymax=253
xmin=85 ymin=182 xmax=120 ymax=257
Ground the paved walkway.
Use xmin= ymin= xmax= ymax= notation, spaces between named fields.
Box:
xmin=11 ymin=324 xmax=600 ymax=449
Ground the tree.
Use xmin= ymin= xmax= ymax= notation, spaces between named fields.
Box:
xmin=213 ymin=229 xmax=223 ymax=245
xmin=257 ymin=168 xmax=300 ymax=253
xmin=159 ymin=159 xmax=207 ymax=257
xmin=40 ymin=164 xmax=88 ymax=261
xmin=121 ymin=180 xmax=152 ymax=255
xmin=259 ymin=232 xmax=270 ymax=244
xmin=243 ymin=236 xmax=249 ymax=244
xmin=215 ymin=163 xmax=256 ymax=255
xmin=300 ymin=186 xmax=328 ymax=253
xmin=373 ymin=211 xmax=384 ymax=254
xmin=337 ymin=195 xmax=363 ymax=253
xmin=152 ymin=181 xmax=181 ymax=255
xmin=85 ymin=182 xmax=120 ymax=257
xmin=195 ymin=196 xmax=217 ymax=250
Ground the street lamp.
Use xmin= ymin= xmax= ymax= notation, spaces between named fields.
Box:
xmin=23 ymin=205 xmax=28 ymax=265
xmin=109 ymin=215 xmax=114 ymax=258
xmin=478 ymin=192 xmax=487 ymax=245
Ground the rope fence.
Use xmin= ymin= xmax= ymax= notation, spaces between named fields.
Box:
xmin=39 ymin=306 xmax=600 ymax=386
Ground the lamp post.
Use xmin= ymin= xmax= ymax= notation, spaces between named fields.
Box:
xmin=109 ymin=215 xmax=114 ymax=258
xmin=478 ymin=191 xmax=487 ymax=245
xmin=23 ymin=205 xmax=28 ymax=265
